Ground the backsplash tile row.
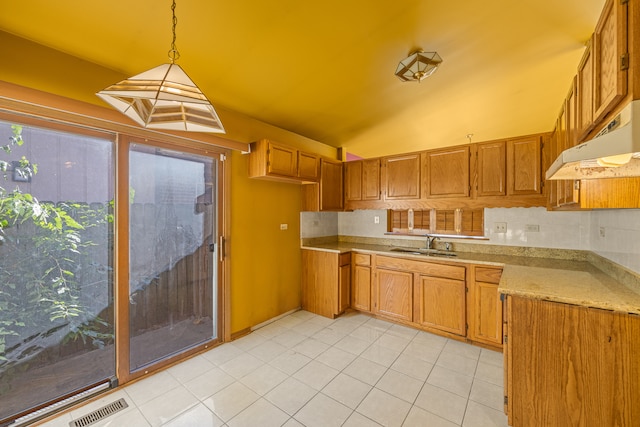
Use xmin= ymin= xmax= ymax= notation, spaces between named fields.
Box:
xmin=300 ymin=208 xmax=640 ymax=274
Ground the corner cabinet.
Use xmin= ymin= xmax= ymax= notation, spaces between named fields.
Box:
xmin=302 ymin=158 xmax=344 ymax=211
xmin=301 ymin=250 xmax=350 ymax=318
xmin=504 ymin=295 xmax=640 ymax=426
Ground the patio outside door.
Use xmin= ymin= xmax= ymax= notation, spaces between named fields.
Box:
xmin=128 ymin=143 xmax=218 ymax=372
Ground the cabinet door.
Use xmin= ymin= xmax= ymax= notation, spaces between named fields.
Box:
xmin=362 ymin=158 xmax=381 ymax=200
xmin=352 ymin=265 xmax=371 ymax=312
xmin=468 ymin=267 xmax=503 ymax=346
xmin=383 ymin=154 xmax=421 ymax=200
xmin=267 ymin=142 xmax=298 ymax=177
xmin=375 ymin=268 xmax=413 ymax=322
xmin=562 ymin=81 xmax=580 ymax=206
xmin=593 ymin=0 xmax=628 ymax=123
xmin=506 ymin=136 xmax=541 ymax=195
xmin=508 ymin=296 xmax=640 ymax=427
xmin=476 ymin=141 xmax=506 ymax=196
xmin=344 ymin=161 xmax=363 ymax=201
xmin=576 ymin=37 xmax=594 ymax=140
xmin=338 ymin=254 xmax=351 ymax=314
xmin=301 ymin=250 xmax=339 ymax=318
xmin=320 ymin=159 xmax=344 ymax=211
xmin=298 ymin=151 xmax=319 ymax=181
xmin=415 ymin=275 xmax=466 ymax=336
xmin=424 ymin=146 xmax=470 ymax=198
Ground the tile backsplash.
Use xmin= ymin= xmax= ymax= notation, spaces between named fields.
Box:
xmin=300 ymin=208 xmax=640 ymax=274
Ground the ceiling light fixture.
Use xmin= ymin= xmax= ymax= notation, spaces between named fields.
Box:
xmin=395 ymin=50 xmax=443 ymax=82
xmin=97 ymin=0 xmax=225 ymax=133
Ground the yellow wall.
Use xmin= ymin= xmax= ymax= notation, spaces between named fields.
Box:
xmin=1 ymin=30 xmax=338 ymax=335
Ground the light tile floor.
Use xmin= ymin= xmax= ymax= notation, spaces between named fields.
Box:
xmin=39 ymin=310 xmax=508 ymax=427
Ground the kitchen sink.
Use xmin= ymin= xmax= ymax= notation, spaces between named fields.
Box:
xmin=389 ymin=247 xmax=457 ymax=257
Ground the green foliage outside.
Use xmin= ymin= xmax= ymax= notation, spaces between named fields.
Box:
xmin=0 ymin=125 xmax=114 ymax=373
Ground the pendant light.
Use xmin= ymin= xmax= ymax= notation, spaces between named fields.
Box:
xmin=97 ymin=0 xmax=225 ymax=133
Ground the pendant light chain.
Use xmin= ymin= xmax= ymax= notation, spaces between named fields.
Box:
xmin=168 ymin=0 xmax=180 ymax=63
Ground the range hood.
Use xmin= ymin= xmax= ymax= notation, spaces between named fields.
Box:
xmin=546 ymin=99 xmax=640 ymax=180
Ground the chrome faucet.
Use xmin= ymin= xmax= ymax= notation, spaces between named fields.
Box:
xmin=426 ymin=235 xmax=440 ymax=250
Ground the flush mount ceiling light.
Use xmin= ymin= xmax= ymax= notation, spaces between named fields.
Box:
xmin=395 ymin=50 xmax=443 ymax=82
xmin=97 ymin=0 xmax=225 ymax=133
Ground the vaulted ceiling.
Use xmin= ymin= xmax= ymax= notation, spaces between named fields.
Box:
xmin=1 ymin=0 xmax=605 ymax=157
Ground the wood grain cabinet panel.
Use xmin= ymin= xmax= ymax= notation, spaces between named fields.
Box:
xmin=301 ymin=249 xmax=350 ymax=318
xmin=298 ymin=151 xmax=319 ymax=181
xmin=415 ymin=275 xmax=466 ymax=336
xmin=374 ymin=269 xmax=413 ymax=322
xmin=476 ymin=141 xmax=506 ymax=197
xmin=320 ymin=158 xmax=344 ymax=211
xmin=577 ymin=37 xmax=595 ymax=140
xmin=506 ymin=296 xmax=640 ymax=427
xmin=506 ymin=136 xmax=542 ymax=196
xmin=382 ymin=154 xmax=421 ymax=200
xmin=362 ymin=159 xmax=381 ymax=200
xmin=344 ymin=161 xmax=363 ymax=201
xmin=467 ymin=266 xmax=503 ymax=347
xmin=352 ymin=254 xmax=372 ymax=313
xmin=424 ymin=146 xmax=470 ymax=198
xmin=593 ymin=0 xmax=628 ymax=123
xmin=267 ymin=142 xmax=298 ymax=177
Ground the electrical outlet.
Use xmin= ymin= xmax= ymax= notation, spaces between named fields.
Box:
xmin=525 ymin=224 xmax=540 ymax=232
xmin=374 ymin=216 xmax=380 ymax=224
xmin=494 ymin=222 xmax=507 ymax=233
xmin=280 ymin=223 xmax=288 ymax=230
xmin=599 ymin=227 xmax=606 ymax=238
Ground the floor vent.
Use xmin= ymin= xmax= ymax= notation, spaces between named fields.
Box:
xmin=69 ymin=398 xmax=128 ymax=427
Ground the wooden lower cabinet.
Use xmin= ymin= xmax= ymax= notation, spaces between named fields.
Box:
xmin=301 ymin=249 xmax=350 ymax=318
xmin=352 ymin=253 xmax=372 ymax=312
xmin=415 ymin=275 xmax=466 ymax=336
xmin=504 ymin=295 xmax=640 ymax=426
xmin=374 ymin=268 xmax=413 ymax=322
xmin=467 ymin=266 xmax=503 ymax=346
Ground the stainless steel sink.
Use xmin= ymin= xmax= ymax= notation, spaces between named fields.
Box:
xmin=389 ymin=247 xmax=457 ymax=257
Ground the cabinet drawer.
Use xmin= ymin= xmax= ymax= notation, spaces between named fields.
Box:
xmin=376 ymin=256 xmax=465 ymax=280
xmin=475 ymin=267 xmax=503 ymax=284
xmin=339 ymin=253 xmax=351 ymax=266
xmin=353 ymin=253 xmax=371 ymax=266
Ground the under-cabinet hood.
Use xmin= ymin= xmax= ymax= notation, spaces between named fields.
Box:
xmin=546 ymin=100 xmax=640 ymax=180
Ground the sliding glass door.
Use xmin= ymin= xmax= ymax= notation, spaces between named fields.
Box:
xmin=0 ymin=119 xmax=115 ymax=422
xmin=128 ymin=143 xmax=218 ymax=371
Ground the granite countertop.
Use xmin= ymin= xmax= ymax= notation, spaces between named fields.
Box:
xmin=301 ymin=240 xmax=640 ymax=315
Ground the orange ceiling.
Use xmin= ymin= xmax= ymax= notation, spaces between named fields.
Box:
xmin=0 ymin=0 xmax=605 ymax=157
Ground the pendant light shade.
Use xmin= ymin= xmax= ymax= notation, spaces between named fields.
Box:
xmin=97 ymin=63 xmax=225 ymax=133
xmin=96 ymin=0 xmax=225 ymax=133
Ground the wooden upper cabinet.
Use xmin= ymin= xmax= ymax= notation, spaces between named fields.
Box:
xmin=577 ymin=37 xmax=595 ymax=140
xmin=344 ymin=161 xmax=363 ymax=201
xmin=382 ymin=153 xmax=421 ymax=200
xmin=298 ymin=151 xmax=319 ymax=181
xmin=424 ymin=146 xmax=470 ymax=198
xmin=362 ymin=159 xmax=381 ymax=200
xmin=476 ymin=141 xmax=506 ymax=197
xmin=249 ymin=139 xmax=321 ymax=183
xmin=506 ymin=136 xmax=542 ymax=196
xmin=320 ymin=158 xmax=344 ymax=211
xmin=345 ymin=159 xmax=381 ymax=202
xmin=266 ymin=141 xmax=297 ymax=177
xmin=593 ymin=0 xmax=628 ymax=124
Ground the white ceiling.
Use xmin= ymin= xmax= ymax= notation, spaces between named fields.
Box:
xmin=0 ymin=0 xmax=605 ymax=157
